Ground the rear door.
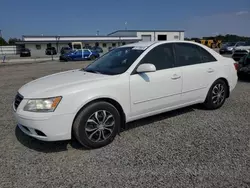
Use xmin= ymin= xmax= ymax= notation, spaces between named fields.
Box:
xmin=173 ymin=42 xmax=219 ymax=103
xmin=83 ymin=49 xmax=91 ymax=59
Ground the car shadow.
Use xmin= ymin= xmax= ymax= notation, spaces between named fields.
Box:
xmin=15 ymin=105 xmax=197 ymax=153
xmin=238 ymin=77 xmax=250 ymax=83
xmin=123 ymin=105 xmax=196 ymax=131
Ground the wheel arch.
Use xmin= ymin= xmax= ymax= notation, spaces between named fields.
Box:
xmin=71 ymin=97 xmax=126 ymax=137
xmin=213 ymin=77 xmax=230 ymax=98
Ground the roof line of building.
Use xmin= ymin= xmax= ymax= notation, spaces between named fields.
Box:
xmin=16 ymin=39 xmax=142 ymax=44
xmin=107 ymin=29 xmax=185 ymax=35
xmin=22 ymin=35 xmax=139 ymax=38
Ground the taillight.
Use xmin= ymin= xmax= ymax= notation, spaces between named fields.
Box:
xmin=234 ymin=62 xmax=239 ymax=71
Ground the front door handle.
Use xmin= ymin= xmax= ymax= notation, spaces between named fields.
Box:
xmin=171 ymin=74 xmax=181 ymax=80
xmin=207 ymin=68 xmax=214 ymax=73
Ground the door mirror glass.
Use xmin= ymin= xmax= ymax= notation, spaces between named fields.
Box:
xmin=136 ymin=63 xmax=156 ymax=73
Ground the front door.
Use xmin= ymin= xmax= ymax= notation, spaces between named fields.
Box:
xmin=129 ymin=43 xmax=182 ymax=117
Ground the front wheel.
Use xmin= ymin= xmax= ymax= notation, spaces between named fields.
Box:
xmin=73 ymin=101 xmax=120 ymax=149
xmin=203 ymin=79 xmax=228 ymax=110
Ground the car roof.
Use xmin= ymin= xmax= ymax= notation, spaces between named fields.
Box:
xmin=121 ymin=40 xmax=223 ymax=60
xmin=122 ymin=40 xmax=211 ymax=48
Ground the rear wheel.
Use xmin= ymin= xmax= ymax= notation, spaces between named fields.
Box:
xmin=90 ymin=55 xmax=96 ymax=60
xmin=203 ymin=79 xmax=228 ymax=110
xmin=73 ymin=101 xmax=120 ymax=149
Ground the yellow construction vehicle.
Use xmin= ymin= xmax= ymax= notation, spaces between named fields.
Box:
xmin=191 ymin=39 xmax=222 ymax=48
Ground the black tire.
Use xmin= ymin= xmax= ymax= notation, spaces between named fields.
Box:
xmin=90 ymin=55 xmax=96 ymax=60
xmin=66 ymin=57 xmax=72 ymax=61
xmin=73 ymin=101 xmax=120 ymax=149
xmin=203 ymin=79 xmax=228 ymax=110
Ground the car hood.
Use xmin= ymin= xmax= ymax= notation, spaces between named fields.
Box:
xmin=234 ymin=46 xmax=250 ymax=51
xmin=18 ymin=69 xmax=112 ymax=98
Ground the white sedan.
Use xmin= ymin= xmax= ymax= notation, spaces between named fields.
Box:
xmin=13 ymin=41 xmax=238 ymax=149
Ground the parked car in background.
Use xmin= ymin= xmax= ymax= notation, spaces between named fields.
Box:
xmin=92 ymin=46 xmax=103 ymax=53
xmin=20 ymin=48 xmax=31 ymax=57
xmin=237 ymin=52 xmax=250 ymax=79
xmin=45 ymin=47 xmax=57 ymax=55
xmin=60 ymin=47 xmax=72 ymax=55
xmin=219 ymin=41 xmax=245 ymax=54
xmin=14 ymin=41 xmax=238 ymax=149
xmin=59 ymin=49 xmax=100 ymax=61
xmin=232 ymin=40 xmax=250 ymax=61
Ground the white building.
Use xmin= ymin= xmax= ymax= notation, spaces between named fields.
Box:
xmin=108 ymin=29 xmax=185 ymax=41
xmin=17 ymin=29 xmax=184 ymax=57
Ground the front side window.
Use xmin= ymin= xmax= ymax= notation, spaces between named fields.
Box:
xmin=83 ymin=47 xmax=145 ymax=75
xmin=139 ymin=43 xmax=175 ymax=70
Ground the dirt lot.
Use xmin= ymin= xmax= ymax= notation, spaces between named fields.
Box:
xmin=0 ymin=61 xmax=250 ymax=188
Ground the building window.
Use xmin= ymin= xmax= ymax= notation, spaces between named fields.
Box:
xmin=102 ymin=43 xmax=107 ymax=47
xmin=47 ymin=43 xmax=52 ymax=48
xmin=73 ymin=44 xmax=82 ymax=49
xmin=157 ymin=35 xmax=167 ymax=41
xmin=112 ymin=43 xmax=116 ymax=47
xmin=36 ymin=45 xmax=41 ymax=50
xmin=122 ymin=42 xmax=126 ymax=45
xmin=174 ymin=35 xmax=179 ymax=39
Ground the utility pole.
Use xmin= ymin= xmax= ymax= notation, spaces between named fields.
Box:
xmin=0 ymin=29 xmax=3 ymax=55
xmin=0 ymin=29 xmax=2 ymax=45
xmin=125 ymin=22 xmax=127 ymax=30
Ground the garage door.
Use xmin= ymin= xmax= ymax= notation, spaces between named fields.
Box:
xmin=141 ymin=35 xmax=152 ymax=41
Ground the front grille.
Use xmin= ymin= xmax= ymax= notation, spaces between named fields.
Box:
xmin=14 ymin=93 xmax=24 ymax=110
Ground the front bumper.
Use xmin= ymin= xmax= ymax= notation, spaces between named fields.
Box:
xmin=59 ymin=56 xmax=69 ymax=61
xmin=13 ymin=104 xmax=75 ymax=141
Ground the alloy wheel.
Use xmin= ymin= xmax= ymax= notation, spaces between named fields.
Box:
xmin=85 ymin=110 xmax=115 ymax=142
xmin=212 ymin=83 xmax=225 ymax=105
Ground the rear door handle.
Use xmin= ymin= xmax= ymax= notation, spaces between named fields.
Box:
xmin=207 ymin=68 xmax=214 ymax=73
xmin=171 ymin=74 xmax=181 ymax=80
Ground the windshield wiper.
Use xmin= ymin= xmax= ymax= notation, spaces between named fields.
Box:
xmin=83 ymin=69 xmax=102 ymax=74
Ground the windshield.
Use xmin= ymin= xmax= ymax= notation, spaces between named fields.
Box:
xmin=244 ymin=41 xmax=250 ymax=46
xmin=83 ymin=46 xmax=145 ymax=75
xmin=226 ymin=42 xmax=236 ymax=46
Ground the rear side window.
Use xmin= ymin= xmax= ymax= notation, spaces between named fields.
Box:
xmin=174 ymin=43 xmax=201 ymax=66
xmin=140 ymin=43 xmax=175 ymax=70
xmin=174 ymin=43 xmax=216 ymax=67
xmin=197 ymin=46 xmax=217 ymax=63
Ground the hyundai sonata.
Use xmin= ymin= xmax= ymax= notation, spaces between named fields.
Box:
xmin=13 ymin=41 xmax=238 ymax=148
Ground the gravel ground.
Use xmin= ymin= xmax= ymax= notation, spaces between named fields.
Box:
xmin=0 ymin=61 xmax=250 ymax=188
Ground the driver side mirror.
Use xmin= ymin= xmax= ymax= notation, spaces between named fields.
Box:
xmin=136 ymin=63 xmax=156 ymax=73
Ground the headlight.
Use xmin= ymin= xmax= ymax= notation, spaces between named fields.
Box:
xmin=23 ymin=96 xmax=62 ymax=112
xmin=227 ymin=47 xmax=233 ymax=50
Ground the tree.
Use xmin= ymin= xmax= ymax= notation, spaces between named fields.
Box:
xmin=0 ymin=37 xmax=7 ymax=46
xmin=8 ymin=38 xmax=21 ymax=45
